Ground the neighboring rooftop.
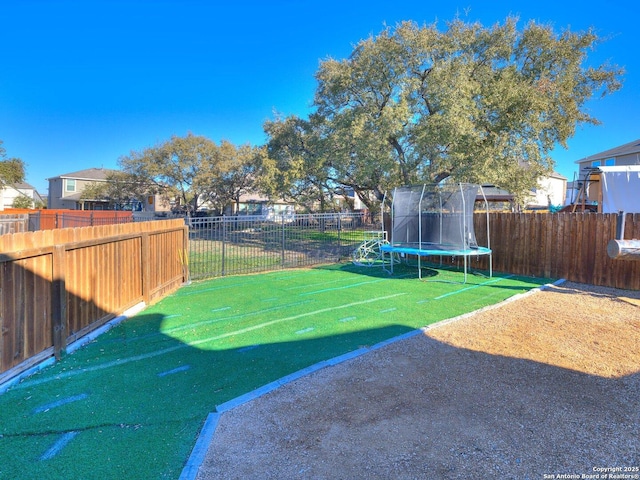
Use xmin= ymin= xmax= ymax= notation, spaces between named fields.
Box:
xmin=47 ymin=167 xmax=116 ymax=181
xmin=575 ymin=138 xmax=640 ymax=164
xmin=8 ymin=182 xmax=37 ymax=190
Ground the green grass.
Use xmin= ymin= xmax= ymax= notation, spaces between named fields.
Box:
xmin=0 ymin=262 xmax=550 ymax=479
xmin=187 ymin=227 xmax=367 ymax=278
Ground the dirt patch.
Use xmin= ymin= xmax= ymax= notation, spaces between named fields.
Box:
xmin=195 ymin=281 xmax=640 ymax=479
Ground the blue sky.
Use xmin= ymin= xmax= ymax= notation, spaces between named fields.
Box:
xmin=1 ymin=0 xmax=638 ymax=194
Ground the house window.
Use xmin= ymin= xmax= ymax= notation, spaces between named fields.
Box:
xmin=65 ymin=179 xmax=76 ymax=192
xmin=592 ymin=158 xmax=615 ymax=168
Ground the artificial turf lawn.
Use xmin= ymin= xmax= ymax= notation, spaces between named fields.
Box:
xmin=0 ymin=262 xmax=550 ymax=479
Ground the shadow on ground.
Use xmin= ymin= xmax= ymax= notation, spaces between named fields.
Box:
xmin=199 ymin=332 xmax=639 ymax=479
xmin=0 ymin=313 xmax=414 ymax=479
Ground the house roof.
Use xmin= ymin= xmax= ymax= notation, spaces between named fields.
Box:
xmin=47 ymin=167 xmax=117 ymax=181
xmin=548 ymin=171 xmax=567 ymax=180
xmin=575 ymin=138 xmax=640 ymax=164
xmin=6 ymin=182 xmax=36 ymax=190
xmin=478 ymin=185 xmax=514 ymax=202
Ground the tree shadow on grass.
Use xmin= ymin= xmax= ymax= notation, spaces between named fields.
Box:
xmin=326 ymin=261 xmax=550 ymax=291
xmin=0 ymin=312 xmax=416 ymax=480
xmin=0 ymin=262 xmax=556 ymax=480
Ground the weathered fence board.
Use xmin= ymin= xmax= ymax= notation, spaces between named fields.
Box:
xmin=483 ymin=212 xmax=640 ymax=290
xmin=0 ymin=219 xmax=188 ymax=381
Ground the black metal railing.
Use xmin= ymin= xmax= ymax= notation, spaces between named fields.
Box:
xmin=188 ymin=212 xmax=377 ymax=280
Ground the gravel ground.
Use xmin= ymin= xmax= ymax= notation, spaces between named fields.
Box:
xmin=195 ymin=281 xmax=640 ymax=480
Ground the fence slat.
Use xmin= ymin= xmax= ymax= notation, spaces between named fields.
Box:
xmin=0 ymin=219 xmax=188 ymax=381
xmin=52 ymin=245 xmax=66 ymax=360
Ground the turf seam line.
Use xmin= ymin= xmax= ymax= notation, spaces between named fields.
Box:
xmin=185 ymin=293 xmax=408 ymax=348
xmin=295 ymin=327 xmax=314 ymax=334
xmin=236 ymin=345 xmax=260 ymax=353
xmin=177 ymin=282 xmax=251 ymax=296
xmin=210 ymin=307 xmax=231 ymax=313
xmin=284 ymin=275 xmax=368 ymax=291
xmin=414 ymin=274 xmax=516 ymax=304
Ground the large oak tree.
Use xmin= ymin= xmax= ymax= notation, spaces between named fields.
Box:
xmin=266 ymin=18 xmax=623 ymax=209
xmin=118 ymin=133 xmax=262 ymax=215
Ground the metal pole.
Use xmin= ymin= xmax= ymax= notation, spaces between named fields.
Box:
xmin=616 ymin=211 xmax=626 ymax=240
xmin=337 ymin=214 xmax=341 ymax=260
xmin=221 ymin=217 xmax=226 ymax=276
xmin=281 ymin=213 xmax=286 ymax=268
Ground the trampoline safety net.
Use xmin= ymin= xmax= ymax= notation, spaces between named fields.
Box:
xmin=390 ymin=183 xmax=480 ymax=250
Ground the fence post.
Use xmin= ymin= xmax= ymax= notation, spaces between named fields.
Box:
xmin=337 ymin=214 xmax=342 ymax=260
xmin=51 ymin=245 xmax=67 ymax=360
xmin=221 ymin=218 xmax=226 ymax=276
xmin=281 ymin=213 xmax=286 ymax=268
xmin=182 ymin=224 xmax=190 ymax=283
xmin=141 ymin=232 xmax=151 ymax=303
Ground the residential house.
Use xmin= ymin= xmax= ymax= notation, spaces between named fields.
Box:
xmin=477 ymin=185 xmax=514 ymax=211
xmin=0 ymin=182 xmax=43 ymax=210
xmin=575 ymin=138 xmax=640 ymax=177
xmin=570 ymin=139 xmax=640 ymax=212
xmin=47 ymin=167 xmax=170 ymax=212
xmin=527 ymin=171 xmax=567 ymax=209
xmin=223 ymin=192 xmax=295 ymax=219
xmin=47 ymin=168 xmax=114 ymax=210
xmin=475 ymin=172 xmax=566 ymax=212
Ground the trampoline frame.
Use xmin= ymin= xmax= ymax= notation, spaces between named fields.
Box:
xmin=380 ymin=243 xmax=492 ymax=282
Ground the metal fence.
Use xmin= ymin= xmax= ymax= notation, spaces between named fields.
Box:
xmin=0 ymin=214 xmax=29 ymax=235
xmin=188 ymin=212 xmax=378 ymax=280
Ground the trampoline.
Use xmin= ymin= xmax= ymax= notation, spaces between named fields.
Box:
xmin=380 ymin=183 xmax=492 ymax=282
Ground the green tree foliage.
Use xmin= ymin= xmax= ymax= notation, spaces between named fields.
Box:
xmin=12 ymin=195 xmax=33 ymax=209
xmin=203 ymin=141 xmax=262 ymax=214
xmin=267 ymin=18 xmax=623 ymax=208
xmin=80 ymin=171 xmax=152 ymax=210
xmin=0 ymin=140 xmax=25 ymax=187
xmin=119 ymin=134 xmax=263 ymax=215
xmin=260 ymin=116 xmax=340 ymax=212
xmin=119 ymin=133 xmax=225 ymax=215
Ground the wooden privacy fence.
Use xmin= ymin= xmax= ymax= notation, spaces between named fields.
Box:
xmin=1 ymin=209 xmax=134 ymax=231
xmin=469 ymin=212 xmax=640 ymax=290
xmin=0 ymin=219 xmax=188 ymax=382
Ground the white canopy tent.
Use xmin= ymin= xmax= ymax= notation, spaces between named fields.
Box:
xmin=599 ymin=166 xmax=640 ymax=213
